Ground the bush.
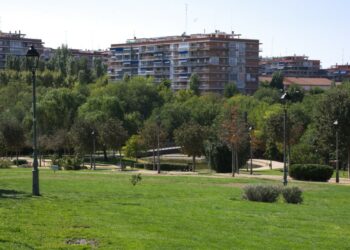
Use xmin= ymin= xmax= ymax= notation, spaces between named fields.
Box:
xmin=282 ymin=187 xmax=303 ymax=204
xmin=134 ymin=162 xmax=189 ymax=171
xmin=12 ymin=159 xmax=28 ymax=165
xmin=0 ymin=159 xmax=12 ymax=169
xmin=243 ymin=185 xmax=281 ymax=203
xmin=58 ymin=156 xmax=83 ymax=170
xmin=289 ymin=164 xmax=333 ymax=182
xmin=130 ymin=174 xmax=142 ymax=186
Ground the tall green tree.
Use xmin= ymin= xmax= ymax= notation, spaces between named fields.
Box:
xmin=174 ymin=121 xmax=207 ymax=171
xmin=189 ymin=73 xmax=200 ymax=95
xmin=270 ymin=71 xmax=284 ymax=90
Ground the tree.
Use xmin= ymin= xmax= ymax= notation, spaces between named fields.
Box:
xmin=224 ymin=82 xmax=239 ymax=98
xmin=189 ymin=73 xmax=200 ymax=95
xmin=174 ymin=122 xmax=207 ymax=171
xmin=0 ymin=118 xmax=26 ymax=164
xmin=70 ymin=119 xmax=97 ymax=168
xmin=98 ymin=118 xmax=128 ymax=162
xmin=270 ymin=71 xmax=284 ymax=90
xmin=123 ymin=135 xmax=143 ymax=163
xmin=219 ymin=105 xmax=249 ymax=176
xmin=314 ymin=86 xmax=350 ymax=174
xmin=140 ymin=119 xmax=168 ymax=170
xmin=253 ymin=87 xmax=281 ymax=104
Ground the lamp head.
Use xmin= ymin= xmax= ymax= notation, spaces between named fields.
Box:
xmin=26 ymin=46 xmax=40 ymax=58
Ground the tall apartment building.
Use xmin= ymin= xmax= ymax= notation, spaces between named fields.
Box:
xmin=0 ymin=30 xmax=44 ymax=69
xmin=260 ymin=56 xmax=322 ymax=77
xmin=109 ymin=31 xmax=260 ymax=93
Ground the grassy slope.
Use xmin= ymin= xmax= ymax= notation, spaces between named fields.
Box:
xmin=0 ymin=169 xmax=349 ymax=249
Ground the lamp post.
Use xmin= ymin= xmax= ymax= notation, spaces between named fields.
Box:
xmin=92 ymin=131 xmax=96 ymax=170
xmin=281 ymin=91 xmax=290 ymax=186
xmin=156 ymin=115 xmax=161 ymax=174
xmin=249 ymin=126 xmax=254 ymax=175
xmin=334 ymin=120 xmax=339 ymax=183
xmin=26 ymin=46 xmax=40 ymax=196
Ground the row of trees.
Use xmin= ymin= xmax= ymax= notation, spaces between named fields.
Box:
xmin=0 ymin=46 xmax=349 ymax=173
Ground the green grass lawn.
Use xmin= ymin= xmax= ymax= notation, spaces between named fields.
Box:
xmin=1 ymin=169 xmax=350 ymax=249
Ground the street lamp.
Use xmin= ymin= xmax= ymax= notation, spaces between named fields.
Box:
xmin=91 ymin=130 xmax=96 ymax=170
xmin=26 ymin=46 xmax=40 ymax=196
xmin=156 ymin=115 xmax=161 ymax=174
xmin=334 ymin=120 xmax=339 ymax=183
xmin=281 ymin=91 xmax=290 ymax=186
xmin=249 ymin=126 xmax=254 ymax=175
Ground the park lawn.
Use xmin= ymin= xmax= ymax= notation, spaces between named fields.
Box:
xmin=0 ymin=169 xmax=350 ymax=249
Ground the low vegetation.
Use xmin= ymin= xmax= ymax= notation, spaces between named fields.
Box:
xmin=289 ymin=164 xmax=334 ymax=182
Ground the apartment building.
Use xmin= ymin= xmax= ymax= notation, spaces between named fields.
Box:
xmin=326 ymin=64 xmax=350 ymax=82
xmin=0 ymin=30 xmax=43 ymax=69
xmin=109 ymin=31 xmax=260 ymax=94
xmin=260 ymin=56 xmax=322 ymax=77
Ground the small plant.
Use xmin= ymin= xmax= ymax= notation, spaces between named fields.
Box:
xmin=282 ymin=187 xmax=303 ymax=204
xmin=0 ymin=159 xmax=12 ymax=169
xmin=130 ymin=174 xmax=142 ymax=186
xmin=243 ymin=184 xmax=281 ymax=203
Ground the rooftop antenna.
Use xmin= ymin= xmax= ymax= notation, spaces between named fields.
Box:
xmin=185 ymin=3 xmax=188 ymax=34
xmin=342 ymin=48 xmax=344 ymax=65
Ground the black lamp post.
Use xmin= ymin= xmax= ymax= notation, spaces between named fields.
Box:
xmin=26 ymin=46 xmax=40 ymax=196
xmin=249 ymin=126 xmax=254 ymax=175
xmin=281 ymin=91 xmax=290 ymax=186
xmin=334 ymin=120 xmax=339 ymax=183
xmin=92 ymin=131 xmax=96 ymax=170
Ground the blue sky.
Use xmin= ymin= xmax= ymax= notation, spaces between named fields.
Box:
xmin=1 ymin=0 xmax=349 ymax=67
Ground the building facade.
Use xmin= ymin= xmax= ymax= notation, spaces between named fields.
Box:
xmin=109 ymin=32 xmax=260 ymax=93
xmin=326 ymin=64 xmax=350 ymax=82
xmin=260 ymin=56 xmax=322 ymax=77
xmin=0 ymin=30 xmax=43 ymax=69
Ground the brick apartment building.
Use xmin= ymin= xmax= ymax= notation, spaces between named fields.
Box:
xmin=260 ymin=55 xmax=323 ymax=77
xmin=0 ymin=30 xmax=43 ymax=69
xmin=109 ymin=31 xmax=260 ymax=93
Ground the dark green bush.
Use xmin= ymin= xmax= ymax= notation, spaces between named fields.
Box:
xmin=243 ymin=185 xmax=281 ymax=203
xmin=289 ymin=164 xmax=333 ymax=182
xmin=58 ymin=156 xmax=83 ymax=170
xmin=282 ymin=187 xmax=303 ymax=204
xmin=12 ymin=159 xmax=28 ymax=165
xmin=0 ymin=159 xmax=12 ymax=169
xmin=135 ymin=162 xmax=189 ymax=171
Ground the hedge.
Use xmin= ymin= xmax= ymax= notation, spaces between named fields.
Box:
xmin=12 ymin=159 xmax=28 ymax=165
xmin=134 ymin=162 xmax=190 ymax=171
xmin=289 ymin=164 xmax=333 ymax=182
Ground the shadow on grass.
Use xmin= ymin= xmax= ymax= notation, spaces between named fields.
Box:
xmin=0 ymin=189 xmax=31 ymax=199
xmin=0 ymin=239 xmax=34 ymax=250
xmin=114 ymin=202 xmax=141 ymax=206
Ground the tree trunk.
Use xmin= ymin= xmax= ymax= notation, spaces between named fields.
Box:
xmin=39 ymin=153 xmax=42 ymax=167
xmin=103 ymin=147 xmax=108 ymax=162
xmin=119 ymin=150 xmax=123 ymax=170
xmin=90 ymin=153 xmax=93 ymax=169
xmin=348 ymin=148 xmax=350 ymax=179
xmin=192 ymin=155 xmax=196 ymax=172
xmin=270 ymin=159 xmax=272 ymax=170
xmin=16 ymin=151 xmax=19 ymax=167
xmin=235 ymin=148 xmax=239 ymax=174
xmin=152 ymin=148 xmax=156 ymax=170
xmin=231 ymin=145 xmax=235 ymax=177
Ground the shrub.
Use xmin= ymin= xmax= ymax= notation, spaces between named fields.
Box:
xmin=0 ymin=159 xmax=12 ymax=169
xmin=243 ymin=185 xmax=281 ymax=203
xmin=282 ymin=187 xmax=303 ymax=204
xmin=289 ymin=164 xmax=333 ymax=182
xmin=130 ymin=174 xmax=142 ymax=186
xmin=12 ymin=159 xmax=28 ymax=165
xmin=58 ymin=156 xmax=83 ymax=170
xmin=134 ymin=162 xmax=189 ymax=171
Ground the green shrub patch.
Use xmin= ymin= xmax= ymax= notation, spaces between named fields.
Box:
xmin=289 ymin=164 xmax=333 ymax=182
